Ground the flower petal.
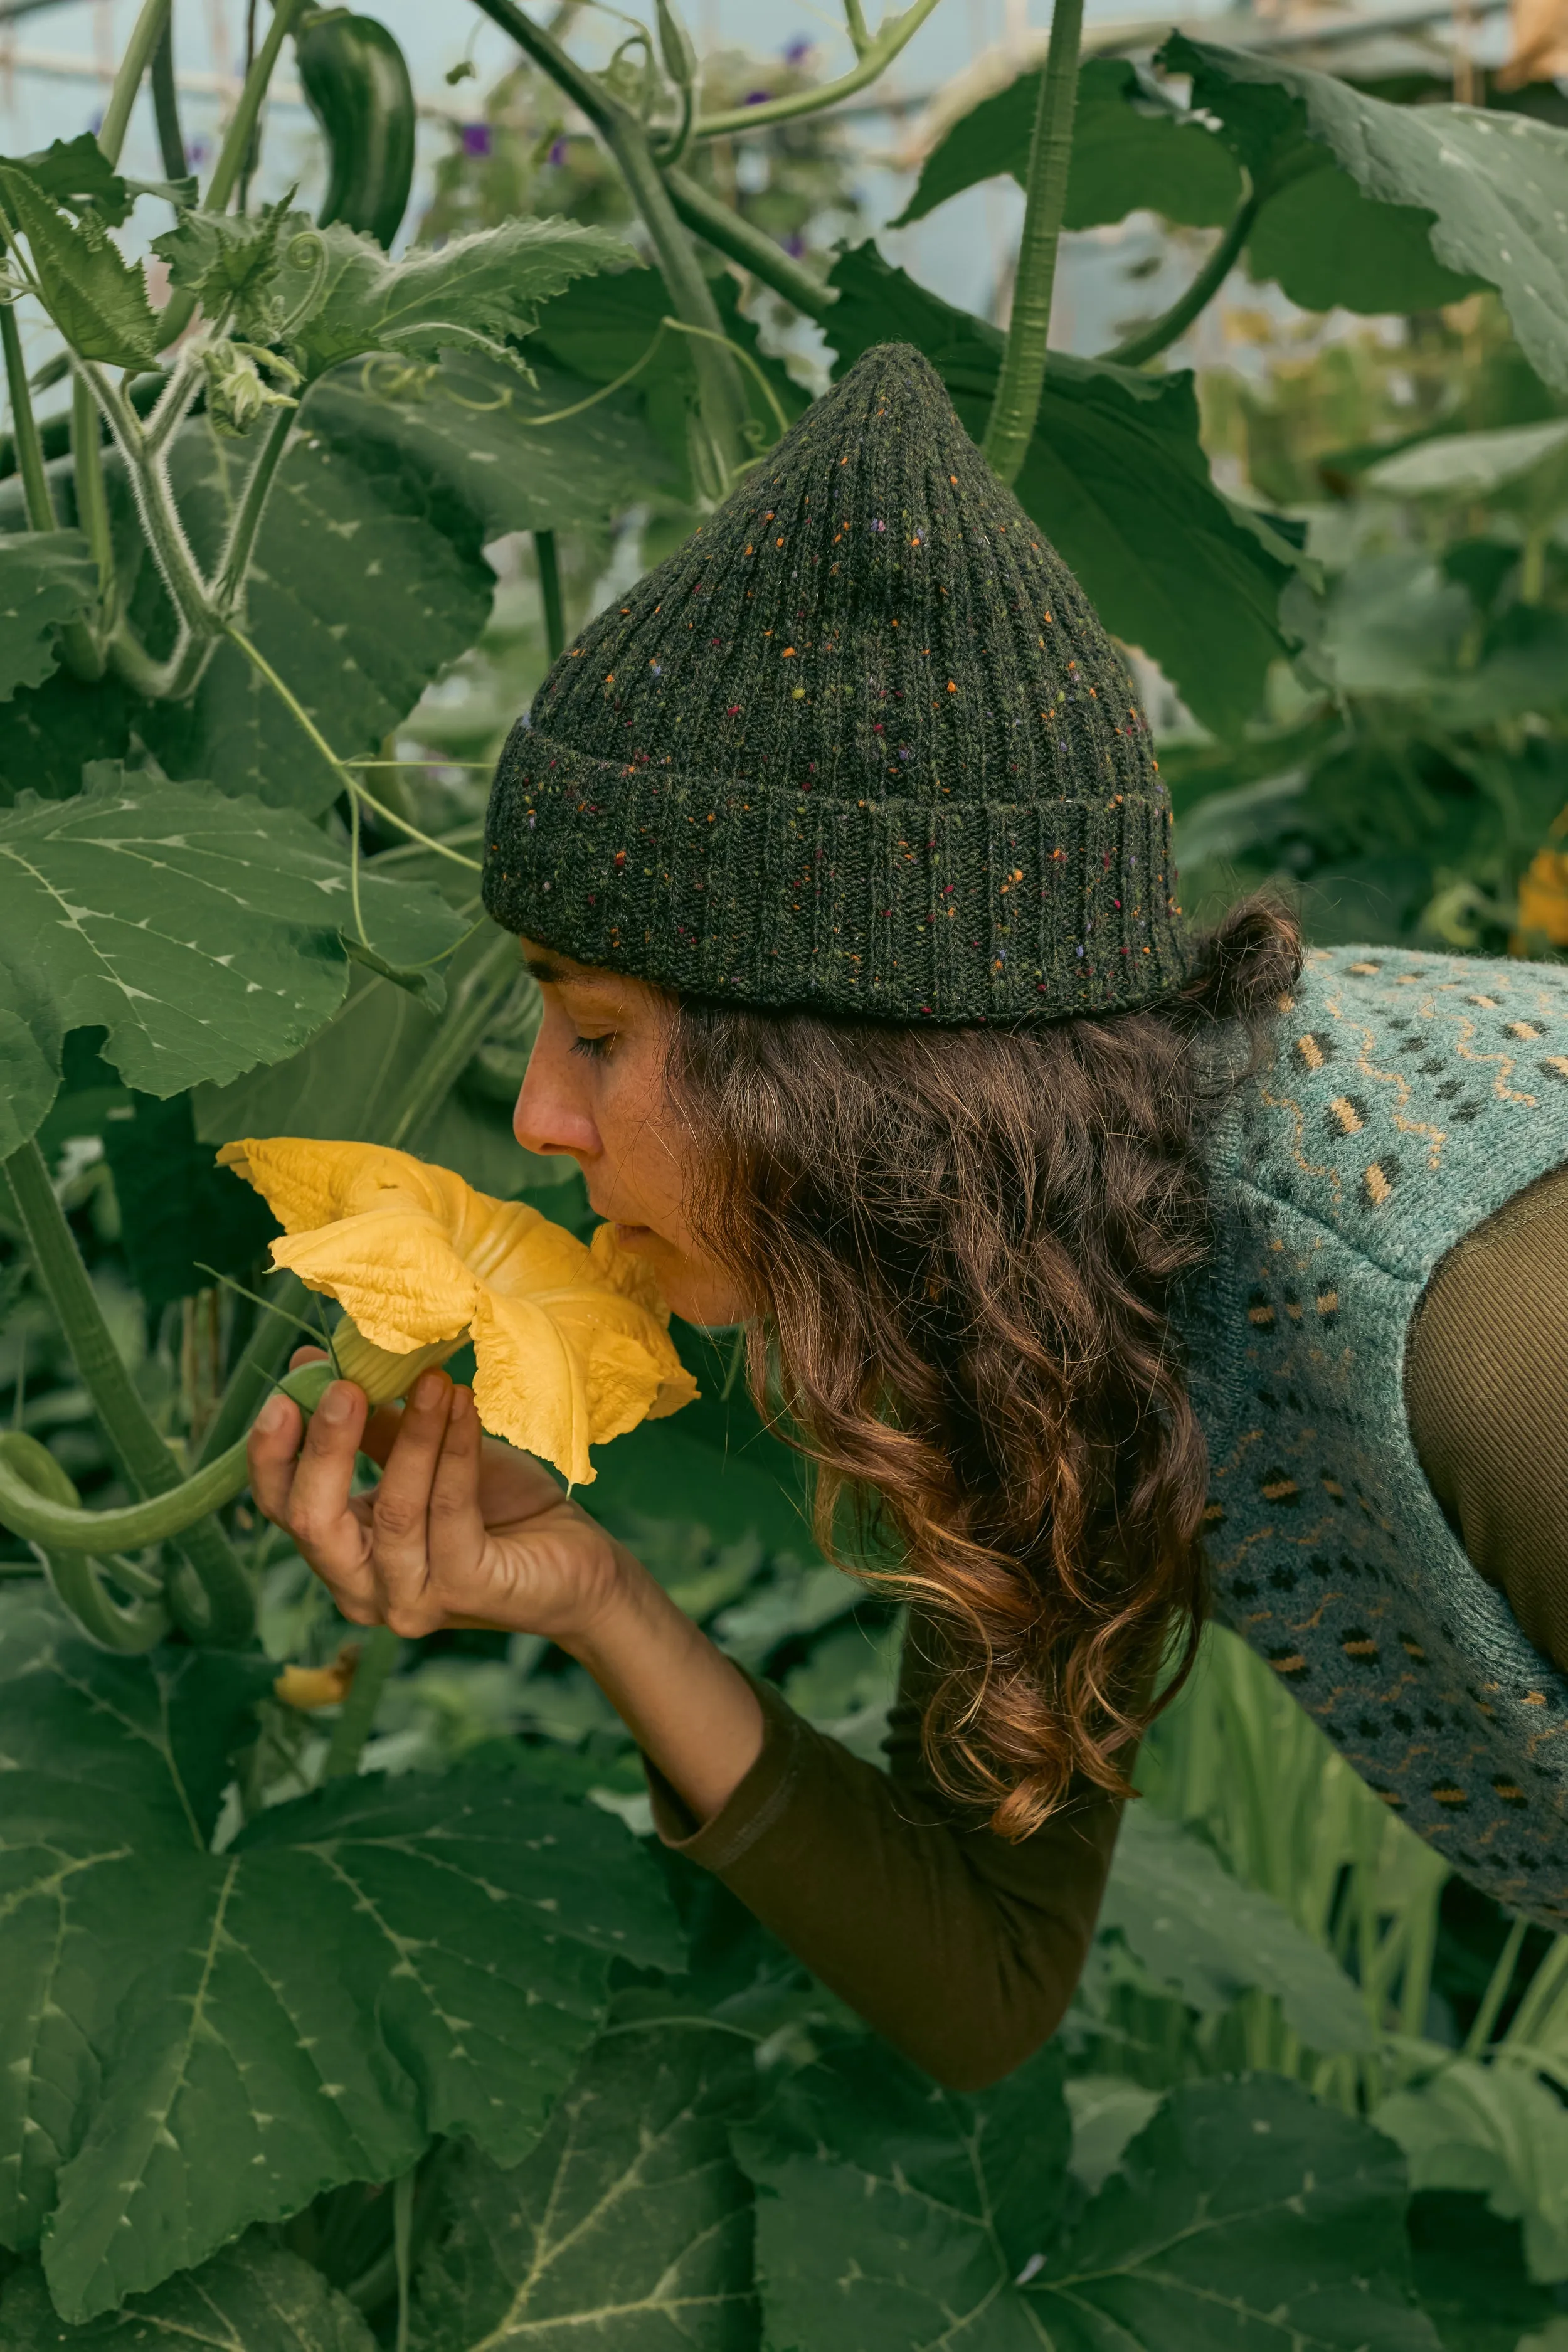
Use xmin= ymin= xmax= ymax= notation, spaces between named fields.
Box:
xmin=272 ymin=1209 xmax=478 ymax=1352
xmin=470 ymin=1290 xmax=594 ymax=1484
xmin=218 ymin=1136 xmax=460 ymax=1234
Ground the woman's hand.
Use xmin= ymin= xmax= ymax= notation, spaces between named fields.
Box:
xmin=247 ymin=1351 xmax=626 ymax=1645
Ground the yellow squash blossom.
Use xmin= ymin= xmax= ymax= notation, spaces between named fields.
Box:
xmin=218 ymin=1138 xmax=697 ymax=1485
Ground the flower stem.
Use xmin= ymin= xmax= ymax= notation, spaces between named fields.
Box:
xmin=0 ymin=1429 xmax=252 ymax=1554
xmin=536 ymin=529 xmax=565 ymax=663
xmin=693 ymin=0 xmax=946 ymax=137
xmin=2 ymin=1139 xmax=255 ymax=1641
xmin=151 ymin=14 xmax=189 ymax=181
xmin=212 ymin=401 xmax=297 ymax=615
xmin=981 ymin=0 xmax=1084 ymax=488
xmin=196 ymin=1269 xmax=312 ymax=1469
xmin=1 ymin=300 xmax=58 ymax=529
xmin=662 ymin=166 xmax=836 ymax=322
xmin=324 ymin=1624 xmax=401 ymax=1778
xmin=1101 ymin=189 xmax=1258 ymax=370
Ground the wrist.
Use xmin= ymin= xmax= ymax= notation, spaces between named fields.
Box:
xmin=556 ymin=1535 xmax=660 ymax=1665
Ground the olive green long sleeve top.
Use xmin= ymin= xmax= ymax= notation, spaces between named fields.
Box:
xmin=650 ymin=1164 xmax=1568 ymax=2090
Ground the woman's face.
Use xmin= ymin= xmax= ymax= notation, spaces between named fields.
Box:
xmin=511 ymin=937 xmax=746 ymax=1328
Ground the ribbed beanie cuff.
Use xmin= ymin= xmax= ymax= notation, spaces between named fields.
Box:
xmin=484 ymin=342 xmax=1194 ymax=1022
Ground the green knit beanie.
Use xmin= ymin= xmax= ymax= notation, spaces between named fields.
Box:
xmin=483 ymin=341 xmax=1193 ymax=1022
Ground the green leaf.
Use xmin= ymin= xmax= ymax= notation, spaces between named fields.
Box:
xmin=1362 ymin=417 xmax=1568 ymax=504
xmin=132 ymin=413 xmax=495 ymax=817
xmin=0 ymin=531 xmax=97 ymax=702
xmin=737 ymin=2047 xmax=1439 ymax=2352
xmin=409 ymin=2023 xmax=757 ymax=2349
xmin=1164 ymin=38 xmax=1568 ymax=364
xmin=825 ymin=245 xmax=1295 ymax=736
xmin=1100 ymin=1806 xmax=1375 ymax=2052
xmin=283 ymin=216 xmax=635 ymax=383
xmin=1246 ymin=151 xmax=1485 ymax=315
xmin=305 ymin=348 xmax=670 ymax=541
xmin=0 ymin=2233 xmax=377 ymax=2349
xmin=100 ymin=1089 xmax=278 ymax=1309
xmin=0 ymin=764 xmax=465 ymax=1155
xmin=1406 ymin=2191 xmax=1559 ymax=2352
xmin=4 ymin=132 xmax=132 ymax=225
xmin=0 ymin=167 xmax=160 ymax=368
xmin=151 ymin=194 xmax=305 ymax=343
xmin=1377 ymin=2059 xmax=1568 ymax=2284
xmin=894 ymin=58 xmax=1242 ymax=230
xmin=0 ymin=1598 xmax=682 ymax=2321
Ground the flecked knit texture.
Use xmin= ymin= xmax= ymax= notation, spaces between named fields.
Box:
xmin=1179 ymin=944 xmax=1568 ymax=1926
xmin=483 ymin=342 xmax=1192 ymax=1020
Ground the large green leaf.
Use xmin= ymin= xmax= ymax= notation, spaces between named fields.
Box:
xmin=1406 ymin=2191 xmax=1560 ymax=2352
xmin=0 ymin=1598 xmax=681 ymax=2321
xmin=0 ymin=531 xmax=98 ymax=701
xmin=4 ymin=132 xmax=134 ymax=225
xmin=736 ymin=2044 xmax=1439 ymax=2351
xmin=0 ymin=765 xmax=465 ymax=1157
xmin=0 ymin=2234 xmax=376 ymax=2350
xmin=133 ymin=413 xmax=496 ymax=818
xmin=1377 ymin=2059 xmax=1568 ymax=2284
xmin=282 ymin=216 xmax=634 ymax=382
xmin=825 ymin=245 xmax=1295 ymax=735
xmin=305 ymin=349 xmax=669 ymax=542
xmin=101 ymin=1089 xmax=278 ymax=1309
xmin=0 ymin=167 xmax=160 ymax=367
xmin=410 ymin=2022 xmax=758 ymax=2349
xmin=1165 ymin=38 xmax=1567 ymax=367
xmin=1101 ymin=1805 xmax=1375 ymax=2052
xmin=894 ymin=58 xmax=1242 ymax=230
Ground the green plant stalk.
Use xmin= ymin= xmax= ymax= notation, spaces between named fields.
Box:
xmin=1463 ymin=1912 xmax=1530 ymax=2056
xmin=211 ymin=401 xmax=299 ymax=612
xmin=386 ymin=931 xmax=523 ymax=1150
xmin=157 ymin=0 xmax=315 ymax=351
xmin=1102 ymin=189 xmax=1259 ymax=371
xmin=981 ymin=0 xmax=1084 ymax=487
xmin=78 ymin=360 xmax=214 ymax=694
xmin=694 ymin=0 xmax=945 ymax=137
xmin=196 ymin=1270 xmax=313 ymax=1468
xmin=97 ymin=0 xmax=174 ymax=166
xmin=536 ymin=527 xmax=566 ymax=664
xmin=324 ymin=1623 xmax=400 ymax=1777
xmin=2 ymin=1140 xmax=255 ymax=1639
xmin=662 ymin=164 xmax=837 ymax=321
xmin=467 ymin=0 xmax=751 ymax=493
xmin=1504 ymin=1932 xmax=1568 ymax=2048
xmin=1 ymin=299 xmax=58 ymax=528
xmin=0 ymin=1428 xmax=251 ymax=1552
xmin=58 ymin=374 xmax=114 ymax=681
xmin=151 ymin=14 xmax=189 ymax=180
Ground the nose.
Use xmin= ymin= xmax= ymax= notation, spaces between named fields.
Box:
xmin=512 ymin=1030 xmax=598 ymax=1162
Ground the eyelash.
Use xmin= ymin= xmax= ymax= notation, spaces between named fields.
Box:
xmin=569 ymin=1032 xmax=613 ymax=1062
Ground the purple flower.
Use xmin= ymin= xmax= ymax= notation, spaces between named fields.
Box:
xmin=783 ymin=232 xmax=806 ymax=258
xmin=782 ymin=35 xmax=813 ymax=62
xmin=743 ymin=88 xmax=772 ymax=106
xmin=462 ymin=121 xmax=493 ymax=157
xmin=547 ymin=135 xmax=568 ymax=167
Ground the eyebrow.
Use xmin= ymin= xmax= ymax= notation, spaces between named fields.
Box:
xmin=525 ymin=953 xmax=625 ymax=1000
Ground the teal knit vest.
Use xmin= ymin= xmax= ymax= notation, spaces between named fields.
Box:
xmin=1180 ymin=944 xmax=1568 ymax=1926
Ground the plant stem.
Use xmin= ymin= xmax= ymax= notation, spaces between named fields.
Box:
xmin=151 ymin=14 xmax=189 ymax=180
xmin=1101 ymin=190 xmax=1258 ymax=371
xmin=1 ymin=300 xmax=57 ymax=528
xmin=0 ymin=1428 xmax=252 ymax=1552
xmin=196 ymin=1270 xmax=312 ymax=1468
xmin=386 ymin=931 xmax=521 ymax=1150
xmin=467 ymin=0 xmax=751 ymax=495
xmin=324 ymin=1623 xmax=400 ymax=1777
xmin=694 ymin=0 xmax=945 ymax=137
xmin=535 ymin=528 xmax=565 ymax=661
xmin=57 ymin=374 xmax=114 ymax=682
xmin=663 ymin=165 xmax=837 ymax=320
xmin=1463 ymin=1912 xmax=1530 ymax=2057
xmin=97 ymin=0 xmax=173 ymax=167
xmin=981 ymin=0 xmax=1084 ymax=487
xmin=81 ymin=359 xmax=212 ymax=646
xmin=212 ymin=401 xmax=297 ymax=613
xmin=2 ymin=1138 xmax=255 ymax=1640
xmin=157 ymin=0 xmax=314 ymax=349
xmin=225 ymin=625 xmax=484 ymax=869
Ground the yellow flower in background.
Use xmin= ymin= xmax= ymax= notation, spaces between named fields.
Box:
xmin=1518 ymin=848 xmax=1568 ymax=948
xmin=218 ymin=1138 xmax=697 ymax=1485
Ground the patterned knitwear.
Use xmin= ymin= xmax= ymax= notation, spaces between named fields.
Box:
xmin=1179 ymin=944 xmax=1568 ymax=1926
xmin=482 ymin=342 xmax=1192 ymax=1021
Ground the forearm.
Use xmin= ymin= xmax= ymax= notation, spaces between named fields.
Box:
xmin=566 ymin=1545 xmax=767 ymax=1823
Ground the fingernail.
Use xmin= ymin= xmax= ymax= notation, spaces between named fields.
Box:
xmin=414 ymin=1372 xmax=445 ymax=1411
xmin=320 ymin=1383 xmax=355 ymax=1423
xmin=255 ymin=1394 xmax=287 ymax=1435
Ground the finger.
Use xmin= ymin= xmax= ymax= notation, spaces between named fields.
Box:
xmin=370 ymin=1370 xmax=454 ymax=1629
xmin=285 ymin=1380 xmax=374 ymax=1584
xmin=248 ymin=1389 xmax=304 ymax=1527
xmin=289 ymin=1345 xmax=329 ymax=1370
xmin=426 ymin=1385 xmax=489 ymax=1597
xmin=358 ymin=1401 xmax=408 ymax=1471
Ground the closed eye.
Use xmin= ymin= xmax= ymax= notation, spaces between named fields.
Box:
xmin=569 ymin=1032 xmax=613 ymax=1061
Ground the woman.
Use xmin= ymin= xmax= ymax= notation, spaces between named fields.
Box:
xmin=250 ymin=345 xmax=1568 ymax=2090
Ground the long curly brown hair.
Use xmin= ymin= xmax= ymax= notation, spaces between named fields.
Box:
xmin=665 ymin=896 xmax=1303 ymax=1838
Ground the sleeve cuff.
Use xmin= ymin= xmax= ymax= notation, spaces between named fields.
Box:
xmin=642 ymin=1674 xmax=810 ymax=1872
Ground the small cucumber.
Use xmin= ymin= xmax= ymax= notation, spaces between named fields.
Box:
xmin=295 ymin=8 xmax=416 ymax=250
